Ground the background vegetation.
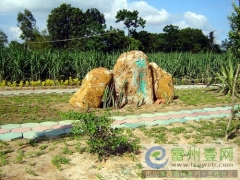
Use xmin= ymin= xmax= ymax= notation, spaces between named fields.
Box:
xmin=0 ymin=2 xmax=239 ymax=84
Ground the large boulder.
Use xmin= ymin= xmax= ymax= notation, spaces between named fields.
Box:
xmin=149 ymin=62 xmax=174 ymax=101
xmin=69 ymin=67 xmax=113 ymax=109
xmin=113 ymin=50 xmax=154 ymax=106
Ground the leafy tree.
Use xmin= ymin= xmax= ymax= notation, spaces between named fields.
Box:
xmin=27 ymin=29 xmax=51 ymax=50
xmin=85 ymin=8 xmax=106 ymax=36
xmin=47 ymin=3 xmax=85 ymax=49
xmin=83 ymin=8 xmax=107 ymax=51
xmin=115 ymin=9 xmax=146 ymax=36
xmin=163 ymin=25 xmax=180 ymax=52
xmin=0 ymin=29 xmax=8 ymax=47
xmin=228 ymin=2 xmax=240 ymax=58
xmin=221 ymin=39 xmax=230 ymax=51
xmin=101 ymin=27 xmax=129 ymax=52
xmin=17 ymin=9 xmax=38 ymax=41
xmin=209 ymin=31 xmax=215 ymax=49
xmin=178 ymin=27 xmax=209 ymax=52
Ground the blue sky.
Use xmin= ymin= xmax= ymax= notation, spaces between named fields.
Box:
xmin=0 ymin=0 xmax=238 ymax=45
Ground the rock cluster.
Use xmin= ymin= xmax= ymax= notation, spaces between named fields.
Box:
xmin=69 ymin=50 xmax=174 ymax=109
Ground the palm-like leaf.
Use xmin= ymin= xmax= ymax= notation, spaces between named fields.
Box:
xmin=208 ymin=59 xmax=239 ymax=97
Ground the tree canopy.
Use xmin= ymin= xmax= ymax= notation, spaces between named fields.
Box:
xmin=17 ymin=9 xmax=38 ymax=41
xmin=115 ymin=9 xmax=146 ymax=36
xmin=47 ymin=3 xmax=85 ymax=49
xmin=228 ymin=2 xmax=240 ymax=58
xmin=3 ymin=4 xmax=223 ymax=53
xmin=0 ymin=29 xmax=8 ymax=47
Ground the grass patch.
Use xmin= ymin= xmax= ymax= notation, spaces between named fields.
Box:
xmin=14 ymin=150 xmax=24 ymax=164
xmin=0 ymin=94 xmax=71 ymax=125
xmin=25 ymin=150 xmax=45 ymax=158
xmin=39 ymin=144 xmax=48 ymax=150
xmin=25 ymin=168 xmax=38 ymax=176
xmin=51 ymin=155 xmax=70 ymax=170
xmin=175 ymin=88 xmax=236 ymax=106
xmin=0 ymin=88 xmax=239 ymax=125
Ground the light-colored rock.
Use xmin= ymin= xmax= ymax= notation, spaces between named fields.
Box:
xmin=69 ymin=67 xmax=112 ymax=109
xmin=149 ymin=62 xmax=174 ymax=101
xmin=113 ymin=50 xmax=154 ymax=106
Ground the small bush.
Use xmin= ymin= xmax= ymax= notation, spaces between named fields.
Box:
xmin=68 ymin=111 xmax=141 ymax=160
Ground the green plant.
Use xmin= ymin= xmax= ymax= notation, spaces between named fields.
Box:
xmin=135 ymin=163 xmax=144 ymax=169
xmin=0 ymin=150 xmax=9 ymax=166
xmin=183 ymin=134 xmax=191 ymax=139
xmin=28 ymin=161 xmax=36 ymax=167
xmin=75 ymin=143 xmax=86 ymax=154
xmin=96 ymin=174 xmax=106 ymax=180
xmin=0 ymin=140 xmax=9 ymax=146
xmin=25 ymin=150 xmax=45 ymax=158
xmin=102 ymin=79 xmax=127 ymax=109
xmin=0 ymin=169 xmax=4 ymax=178
xmin=51 ymin=155 xmax=70 ymax=170
xmin=62 ymin=146 xmax=74 ymax=155
xmin=71 ymin=112 xmax=140 ymax=161
xmin=169 ymin=127 xmax=186 ymax=135
xmin=207 ymin=58 xmax=239 ymax=97
xmin=25 ymin=168 xmax=38 ymax=176
xmin=39 ymin=144 xmax=48 ymax=150
xmin=14 ymin=150 xmax=24 ymax=164
xmin=49 ymin=146 xmax=56 ymax=151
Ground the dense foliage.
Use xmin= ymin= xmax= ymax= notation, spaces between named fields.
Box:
xmin=0 ymin=3 xmax=234 ymax=83
xmin=0 ymin=44 xmax=236 ymax=83
xmin=228 ymin=2 xmax=240 ymax=59
xmin=1 ymin=3 xmax=223 ymax=53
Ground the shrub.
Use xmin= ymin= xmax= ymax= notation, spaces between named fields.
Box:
xmin=67 ymin=111 xmax=141 ymax=160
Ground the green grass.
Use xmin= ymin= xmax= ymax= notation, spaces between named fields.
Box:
xmin=175 ymin=88 xmax=238 ymax=106
xmin=25 ymin=150 xmax=45 ymax=158
xmin=25 ymin=168 xmax=38 ymax=176
xmin=0 ymin=94 xmax=71 ymax=125
xmin=1 ymin=47 xmax=235 ymax=83
xmin=14 ymin=150 xmax=24 ymax=164
xmin=51 ymin=155 xmax=70 ymax=170
xmin=0 ymin=88 xmax=239 ymax=125
xmin=139 ymin=118 xmax=240 ymax=144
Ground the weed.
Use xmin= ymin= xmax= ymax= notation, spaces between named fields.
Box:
xmin=25 ymin=168 xmax=38 ymax=176
xmin=126 ymin=152 xmax=137 ymax=161
xmin=75 ymin=143 xmax=86 ymax=154
xmin=169 ymin=127 xmax=186 ymax=135
xmin=28 ymin=161 xmax=36 ymax=167
xmin=135 ymin=163 xmax=143 ymax=169
xmin=154 ymin=132 xmax=168 ymax=144
xmin=0 ymin=151 xmax=8 ymax=166
xmin=28 ymin=139 xmax=37 ymax=147
xmin=0 ymin=169 xmax=5 ymax=179
xmin=26 ymin=151 xmax=45 ymax=158
xmin=70 ymin=112 xmax=141 ymax=161
xmin=192 ymin=134 xmax=204 ymax=144
xmin=51 ymin=155 xmax=70 ymax=170
xmin=62 ymin=146 xmax=74 ymax=155
xmin=234 ymin=138 xmax=240 ymax=146
xmin=0 ymin=140 xmax=9 ymax=146
xmin=49 ymin=146 xmax=55 ymax=151
xmin=183 ymin=134 xmax=191 ymax=139
xmin=39 ymin=144 xmax=48 ymax=150
xmin=14 ymin=150 xmax=24 ymax=164
xmin=96 ymin=174 xmax=106 ymax=180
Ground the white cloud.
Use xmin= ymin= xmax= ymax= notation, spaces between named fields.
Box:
xmin=129 ymin=1 xmax=170 ymax=25
xmin=183 ymin=12 xmax=211 ymax=30
xmin=172 ymin=11 xmax=212 ymax=37
xmin=8 ymin=27 xmax=21 ymax=42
